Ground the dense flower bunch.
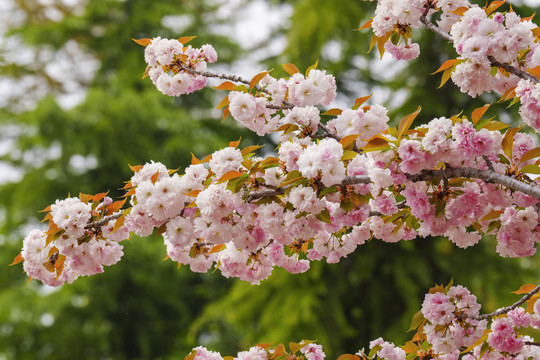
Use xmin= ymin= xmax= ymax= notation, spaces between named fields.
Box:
xmin=367 ymin=0 xmax=540 ymax=131
xmin=19 ymin=194 xmax=128 ymax=286
xmin=142 ymin=36 xmax=217 ymax=96
xmin=9 ymin=0 xmax=540 ymax=359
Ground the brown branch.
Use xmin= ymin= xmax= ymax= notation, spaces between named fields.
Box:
xmin=487 ymin=55 xmax=539 ymax=83
xmin=85 ymin=213 xmax=123 ymax=230
xmin=471 ymin=284 xmax=540 ymax=320
xmin=406 ymin=167 xmax=540 ymax=200
xmin=245 ymin=167 xmax=540 ymax=203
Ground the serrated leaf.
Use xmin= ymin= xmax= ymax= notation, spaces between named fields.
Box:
xmin=214 ymin=81 xmax=237 ymax=91
xmin=282 ymin=63 xmax=300 ymax=76
xmin=178 ymin=35 xmax=197 ymax=45
xmin=377 ymin=31 xmax=392 ymax=59
xmin=521 ymin=164 xmax=540 ymax=174
xmin=250 ymin=71 xmax=269 ymax=90
xmin=471 ymin=103 xmax=491 ymax=124
xmin=398 ymin=106 xmax=421 ymax=139
xmin=432 ymin=59 xmax=461 ymax=74
xmin=9 ymin=253 xmax=24 ymax=266
xmin=519 ymin=147 xmax=540 ymax=164
xmin=132 ymin=38 xmax=152 ymax=46
xmin=322 ymin=108 xmax=343 ymax=116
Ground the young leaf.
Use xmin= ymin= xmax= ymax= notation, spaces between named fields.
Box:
xmin=208 ymin=244 xmax=227 ymax=254
xmin=432 ymin=59 xmax=460 ymax=74
xmin=438 ymin=67 xmax=453 ymax=88
xmin=527 ymin=65 xmax=540 ymax=79
xmin=337 ymin=355 xmax=361 ymax=360
xmin=178 ymin=35 xmax=197 ymax=45
xmin=217 ymin=170 xmax=245 ymax=183
xmin=398 ymin=106 xmax=421 ymax=138
xmin=471 ymin=103 xmax=491 ymax=124
xmin=191 ymin=153 xmax=201 ymax=165
xmin=512 ymin=284 xmax=538 ymax=295
xmin=519 ymin=147 xmax=540 ymax=164
xmin=357 ymin=19 xmax=373 ymax=30
xmin=352 ymin=93 xmax=373 ymax=110
xmin=282 ymin=63 xmax=300 ymax=76
xmin=485 ymin=0 xmax=507 ymax=16
xmin=339 ymin=134 xmax=361 ymax=148
xmin=322 ymin=108 xmax=343 ymax=116
xmin=241 ymin=145 xmax=263 ymax=156
xmin=9 ymin=253 xmax=24 ymax=266
xmin=132 ymin=38 xmax=152 ymax=46
xmin=361 ymin=136 xmax=390 ymax=152
xmin=450 ymin=6 xmax=469 ymax=16
xmin=501 ymin=127 xmax=521 ymax=160
xmin=305 ymin=60 xmax=318 ymax=76
xmin=229 ymin=138 xmax=241 ymax=148
xmin=520 ymin=164 xmax=540 ymax=174
xmin=316 ymin=208 xmax=332 ymax=225
xmin=214 ymin=81 xmax=237 ymax=91
xmin=250 ymin=71 xmax=269 ymax=90
xmin=217 ymin=96 xmax=230 ymax=110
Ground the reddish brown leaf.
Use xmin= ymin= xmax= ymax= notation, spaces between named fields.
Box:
xmin=471 ymin=103 xmax=491 ymax=124
xmin=178 ymin=36 xmax=197 ymax=45
xmin=249 ymin=71 xmax=269 ymax=89
xmin=322 ymin=108 xmax=343 ymax=116
xmin=229 ymin=138 xmax=241 ymax=148
xmin=132 ymin=38 xmax=152 ymax=46
xmin=9 ymin=253 xmax=24 ymax=266
xmin=214 ymin=81 xmax=237 ymax=91
xmin=282 ymin=63 xmax=300 ymax=76
xmin=512 ymin=284 xmax=538 ymax=294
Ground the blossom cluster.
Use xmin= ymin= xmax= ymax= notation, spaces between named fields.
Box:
xmin=21 ymin=196 xmax=128 ymax=286
xmin=367 ymin=0 xmax=540 ymax=132
xmin=144 ymin=37 xmax=217 ymax=96
xmin=227 ymin=69 xmax=336 ymax=136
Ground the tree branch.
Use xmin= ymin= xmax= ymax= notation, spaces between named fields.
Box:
xmin=246 ymin=167 xmax=540 ymax=203
xmin=85 ymin=213 xmax=123 ymax=230
xmin=471 ymin=284 xmax=540 ymax=320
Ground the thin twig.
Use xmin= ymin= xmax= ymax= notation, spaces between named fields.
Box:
xmin=85 ymin=213 xmax=123 ymax=230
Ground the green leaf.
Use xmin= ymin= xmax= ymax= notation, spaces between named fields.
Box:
xmin=408 ymin=310 xmax=425 ymax=331
xmin=316 ymin=208 xmax=332 ymax=225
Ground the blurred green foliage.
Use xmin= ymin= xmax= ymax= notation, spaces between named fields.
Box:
xmin=0 ymin=0 xmax=538 ymax=359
